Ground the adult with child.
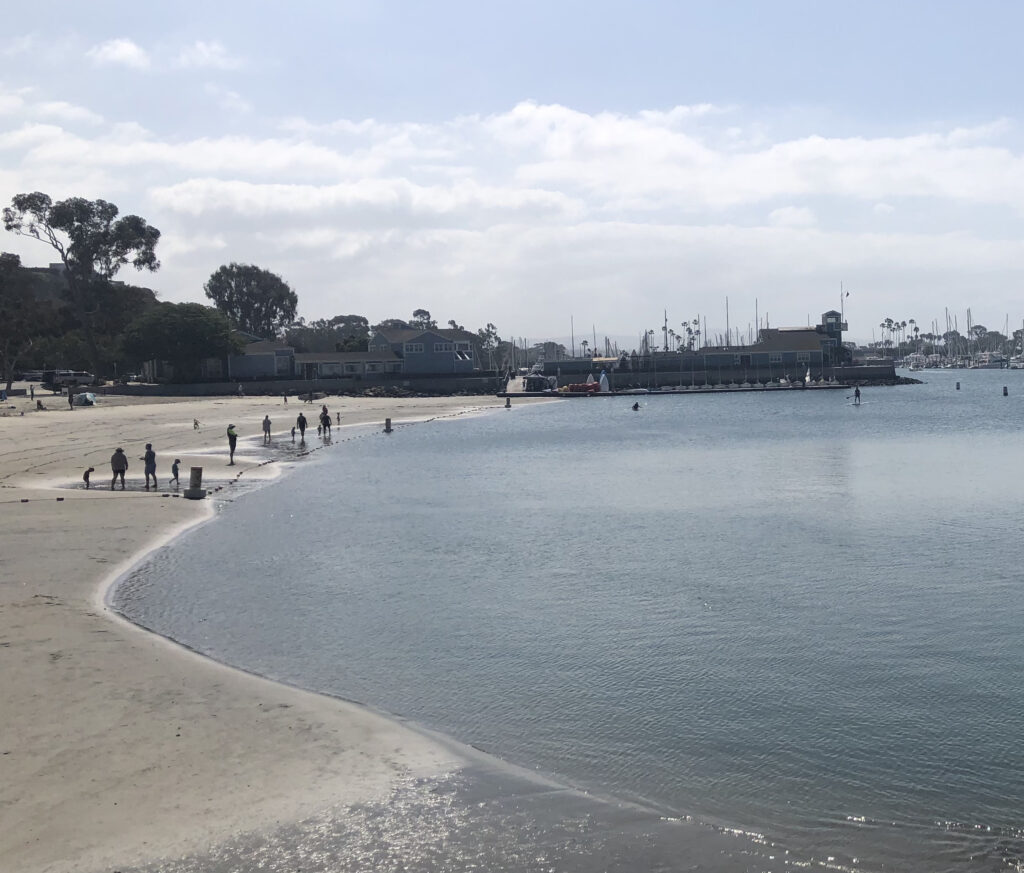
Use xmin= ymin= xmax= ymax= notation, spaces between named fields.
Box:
xmin=110 ymin=448 xmax=128 ymax=490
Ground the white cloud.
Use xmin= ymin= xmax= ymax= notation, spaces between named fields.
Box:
xmin=86 ymin=38 xmax=150 ymax=70
xmin=769 ymin=206 xmax=816 ymax=227
xmin=204 ymin=84 xmax=251 ymax=115
xmin=6 ymin=96 xmax=1024 ymax=338
xmin=176 ymin=40 xmax=242 ymax=70
xmin=35 ymin=101 xmax=103 ymax=125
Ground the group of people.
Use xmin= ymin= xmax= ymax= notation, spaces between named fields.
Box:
xmin=91 ymin=402 xmax=343 ymax=492
xmin=93 ymin=444 xmax=181 ymax=491
xmin=292 ymin=404 xmax=337 ymax=442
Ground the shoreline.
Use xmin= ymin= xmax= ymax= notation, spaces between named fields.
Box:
xmin=0 ymin=392 xmax=528 ymax=872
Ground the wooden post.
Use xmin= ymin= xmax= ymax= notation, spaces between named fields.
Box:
xmin=183 ymin=466 xmax=207 ymax=500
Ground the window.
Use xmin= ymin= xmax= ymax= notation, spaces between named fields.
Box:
xmin=733 ymin=354 xmax=741 ymax=365
xmin=366 ymin=363 xmax=381 ymax=373
xmin=769 ymin=352 xmax=782 ymax=363
xmin=434 ymin=342 xmax=455 ymax=352
xmin=403 ymin=342 xmax=424 ymax=354
xmin=796 ymin=352 xmax=810 ymax=362
xmin=455 ymin=341 xmax=471 ymax=351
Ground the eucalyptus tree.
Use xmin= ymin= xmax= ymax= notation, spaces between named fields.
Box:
xmin=3 ymin=192 xmax=160 ymax=375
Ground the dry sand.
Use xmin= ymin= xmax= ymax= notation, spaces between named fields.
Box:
xmin=0 ymin=389 xmax=518 ymax=872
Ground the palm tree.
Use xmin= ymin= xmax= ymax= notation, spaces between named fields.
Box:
xmin=580 ymin=339 xmax=589 ymax=357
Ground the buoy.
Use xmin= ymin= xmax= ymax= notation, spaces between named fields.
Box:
xmin=384 ymin=417 xmax=393 ymax=434
xmin=956 ymin=382 xmax=960 ymax=390
xmin=1004 ymin=386 xmax=1009 ymax=396
xmin=505 ymin=396 xmax=511 ymax=408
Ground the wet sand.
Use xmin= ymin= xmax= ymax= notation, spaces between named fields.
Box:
xmin=0 ymin=391 xmax=515 ymax=872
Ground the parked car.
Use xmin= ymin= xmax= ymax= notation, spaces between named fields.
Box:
xmin=42 ymin=370 xmax=96 ymax=391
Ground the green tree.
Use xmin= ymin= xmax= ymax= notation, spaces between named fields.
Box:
xmin=410 ymin=308 xmax=437 ymax=330
xmin=204 ymin=263 xmax=298 ymax=338
xmin=3 ymin=192 xmax=161 ymax=376
xmin=372 ymin=318 xmax=411 ymax=331
xmin=121 ymin=303 xmax=241 ymax=383
xmin=285 ymin=314 xmax=369 ymax=352
xmin=0 ymin=253 xmax=60 ymax=391
xmin=475 ymin=322 xmax=500 ymax=368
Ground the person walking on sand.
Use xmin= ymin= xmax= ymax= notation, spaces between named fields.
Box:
xmin=171 ymin=458 xmax=181 ymax=488
xmin=282 ymin=392 xmax=288 ymax=405
xmin=30 ymin=385 xmax=34 ymax=401
xmin=262 ymin=414 xmax=272 ymax=444
xmin=67 ymin=391 xmax=74 ymax=410
xmin=227 ymin=423 xmax=238 ymax=465
xmin=141 ymin=443 xmax=158 ymax=490
xmin=320 ymin=409 xmax=331 ymax=437
xmin=296 ymin=412 xmax=307 ymax=442
xmin=110 ymin=448 xmax=128 ymax=490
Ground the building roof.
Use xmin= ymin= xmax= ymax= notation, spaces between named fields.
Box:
xmin=294 ymin=350 xmax=400 ymax=363
xmin=372 ymin=327 xmax=477 ymax=344
xmin=241 ymin=339 xmax=294 ymax=355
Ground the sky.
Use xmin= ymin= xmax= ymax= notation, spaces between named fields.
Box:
xmin=4 ymin=1 xmax=1024 ymax=347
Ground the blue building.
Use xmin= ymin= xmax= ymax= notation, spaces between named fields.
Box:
xmin=368 ymin=327 xmax=478 ymax=374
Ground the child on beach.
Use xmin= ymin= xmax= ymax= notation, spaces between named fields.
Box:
xmin=171 ymin=459 xmax=181 ymax=488
xmin=83 ymin=467 xmax=95 ymax=489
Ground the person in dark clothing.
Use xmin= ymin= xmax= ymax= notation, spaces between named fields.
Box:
xmin=67 ymin=391 xmax=74 ymax=410
xmin=226 ymin=424 xmax=238 ymax=465
xmin=171 ymin=459 xmax=181 ymax=488
xmin=320 ymin=410 xmax=331 ymax=437
xmin=30 ymin=385 xmax=34 ymax=401
xmin=110 ymin=448 xmax=128 ymax=490
xmin=296 ymin=412 xmax=307 ymax=442
xmin=141 ymin=443 xmax=157 ymax=490
xmin=83 ymin=467 xmax=95 ymax=489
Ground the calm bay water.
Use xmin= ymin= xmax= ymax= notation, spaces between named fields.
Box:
xmin=116 ymin=370 xmax=1024 ymax=872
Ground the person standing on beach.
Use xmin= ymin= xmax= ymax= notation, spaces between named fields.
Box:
xmin=282 ymin=392 xmax=288 ymax=405
xmin=83 ymin=466 xmax=95 ymax=489
xmin=854 ymin=386 xmax=861 ymax=406
xmin=262 ymin=415 xmax=272 ymax=444
xmin=141 ymin=443 xmax=157 ymax=490
xmin=110 ymin=448 xmax=128 ymax=490
xmin=67 ymin=391 xmax=74 ymax=410
xmin=29 ymin=385 xmax=34 ymax=401
xmin=296 ymin=412 xmax=307 ymax=442
xmin=227 ymin=423 xmax=238 ymax=465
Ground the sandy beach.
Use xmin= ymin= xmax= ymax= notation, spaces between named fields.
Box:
xmin=0 ymin=389 xmax=514 ymax=873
